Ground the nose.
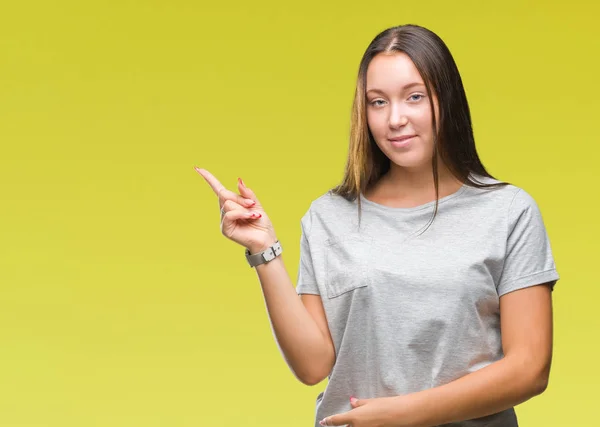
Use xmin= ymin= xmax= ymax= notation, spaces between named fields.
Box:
xmin=388 ymin=103 xmax=409 ymax=128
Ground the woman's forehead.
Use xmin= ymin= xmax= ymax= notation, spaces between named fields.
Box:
xmin=366 ymin=53 xmax=425 ymax=93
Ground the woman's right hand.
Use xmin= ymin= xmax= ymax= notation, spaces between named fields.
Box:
xmin=194 ymin=167 xmax=278 ymax=254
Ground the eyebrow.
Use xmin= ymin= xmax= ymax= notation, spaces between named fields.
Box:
xmin=366 ymin=82 xmax=425 ymax=95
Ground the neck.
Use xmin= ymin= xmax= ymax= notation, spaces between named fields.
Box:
xmin=387 ymin=162 xmax=459 ymax=189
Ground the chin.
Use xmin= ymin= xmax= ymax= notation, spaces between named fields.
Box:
xmin=387 ymin=153 xmax=431 ymax=170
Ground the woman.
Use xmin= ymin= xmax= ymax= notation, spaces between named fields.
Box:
xmin=196 ymin=24 xmax=559 ymax=427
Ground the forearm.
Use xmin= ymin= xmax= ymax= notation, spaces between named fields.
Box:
xmin=254 ymin=254 xmax=333 ymax=385
xmin=397 ymin=355 xmax=547 ymax=427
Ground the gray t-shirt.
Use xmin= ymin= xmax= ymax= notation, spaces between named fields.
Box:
xmin=295 ymin=174 xmax=559 ymax=427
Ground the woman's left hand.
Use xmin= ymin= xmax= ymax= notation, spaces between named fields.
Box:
xmin=319 ymin=395 xmax=415 ymax=427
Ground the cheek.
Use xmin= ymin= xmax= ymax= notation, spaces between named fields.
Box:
xmin=415 ymin=106 xmax=433 ymax=130
xmin=367 ymin=111 xmax=388 ymax=137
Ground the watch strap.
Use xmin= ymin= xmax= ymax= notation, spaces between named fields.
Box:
xmin=245 ymin=240 xmax=282 ymax=267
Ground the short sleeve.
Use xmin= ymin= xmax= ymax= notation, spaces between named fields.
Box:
xmin=497 ymin=189 xmax=560 ymax=297
xmin=295 ymin=205 xmax=320 ymax=295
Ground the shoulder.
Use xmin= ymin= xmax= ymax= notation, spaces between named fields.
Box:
xmin=464 ymin=173 xmax=533 ymax=210
xmin=466 ymin=174 xmax=547 ymax=228
xmin=300 ymin=190 xmax=361 ymax=238
xmin=303 ymin=190 xmax=358 ymax=218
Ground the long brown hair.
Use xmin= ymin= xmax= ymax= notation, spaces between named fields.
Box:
xmin=330 ymin=24 xmax=509 ymax=232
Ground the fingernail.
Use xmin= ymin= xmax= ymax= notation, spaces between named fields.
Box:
xmin=194 ymin=167 xmax=202 ymax=174
xmin=238 ymin=177 xmax=247 ymax=188
xmin=319 ymin=421 xmax=325 ymax=426
xmin=245 ymin=199 xmax=256 ymax=206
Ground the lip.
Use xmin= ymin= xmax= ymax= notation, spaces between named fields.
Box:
xmin=388 ymin=135 xmax=415 ymax=147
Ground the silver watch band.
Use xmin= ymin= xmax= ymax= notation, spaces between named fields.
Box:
xmin=245 ymin=240 xmax=282 ymax=267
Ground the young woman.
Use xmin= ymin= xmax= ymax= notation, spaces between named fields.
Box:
xmin=196 ymin=24 xmax=559 ymax=427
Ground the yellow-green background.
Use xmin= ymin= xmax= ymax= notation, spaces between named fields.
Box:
xmin=1 ymin=1 xmax=597 ymax=426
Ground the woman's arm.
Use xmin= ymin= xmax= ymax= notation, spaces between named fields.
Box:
xmin=392 ymin=282 xmax=553 ymax=426
xmin=253 ymin=251 xmax=336 ymax=386
xmin=195 ymin=168 xmax=334 ymax=386
xmin=319 ymin=283 xmax=554 ymax=427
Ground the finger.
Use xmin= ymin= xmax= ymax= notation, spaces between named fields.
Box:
xmin=194 ymin=167 xmax=225 ymax=196
xmin=220 ymin=199 xmax=245 ymax=217
xmin=217 ymin=186 xmax=256 ymax=208
xmin=350 ymin=397 xmax=368 ymax=407
xmin=237 ymin=177 xmax=261 ymax=205
xmin=194 ymin=168 xmax=256 ymax=208
xmin=223 ymin=208 xmax=262 ymax=223
xmin=319 ymin=412 xmax=350 ymax=426
xmin=220 ymin=200 xmax=263 ymax=223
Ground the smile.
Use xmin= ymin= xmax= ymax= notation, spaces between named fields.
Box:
xmin=389 ymin=136 xmax=415 ymax=148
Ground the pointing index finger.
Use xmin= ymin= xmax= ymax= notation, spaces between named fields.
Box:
xmin=194 ymin=167 xmax=226 ymax=196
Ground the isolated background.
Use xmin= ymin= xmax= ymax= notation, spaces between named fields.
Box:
xmin=1 ymin=1 xmax=598 ymax=426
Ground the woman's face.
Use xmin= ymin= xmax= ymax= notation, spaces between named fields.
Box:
xmin=366 ymin=52 xmax=439 ymax=171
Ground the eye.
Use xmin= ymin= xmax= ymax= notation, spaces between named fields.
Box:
xmin=369 ymin=99 xmax=386 ymax=107
xmin=409 ymin=94 xmax=424 ymax=102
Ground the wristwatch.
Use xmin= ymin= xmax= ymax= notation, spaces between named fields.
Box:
xmin=245 ymin=240 xmax=283 ymax=267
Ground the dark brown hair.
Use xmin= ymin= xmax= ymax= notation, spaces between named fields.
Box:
xmin=330 ymin=24 xmax=509 ymax=232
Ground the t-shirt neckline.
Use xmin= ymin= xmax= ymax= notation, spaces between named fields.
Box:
xmin=359 ymin=180 xmax=469 ymax=213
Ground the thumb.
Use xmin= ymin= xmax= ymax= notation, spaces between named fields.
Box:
xmin=237 ymin=178 xmax=261 ymax=205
